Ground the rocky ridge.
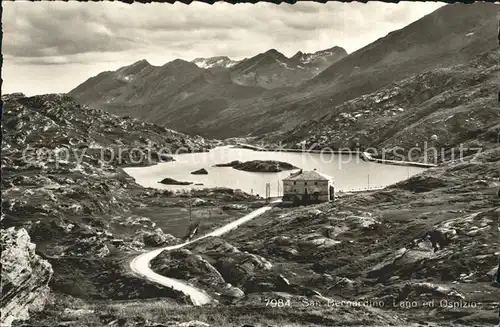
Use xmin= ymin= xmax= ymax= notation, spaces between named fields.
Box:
xmin=0 ymin=93 xmax=257 ymax=325
xmin=68 ymin=3 xmax=497 ymax=139
xmin=262 ymin=48 xmax=499 ymax=163
xmin=192 ymin=56 xmax=240 ymax=70
xmin=68 ymin=45 xmax=346 ymax=136
xmin=229 ymin=46 xmax=347 ymax=89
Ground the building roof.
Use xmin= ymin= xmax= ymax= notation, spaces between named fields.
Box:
xmin=283 ymin=169 xmax=333 ymax=181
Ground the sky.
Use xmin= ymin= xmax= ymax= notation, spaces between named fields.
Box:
xmin=2 ymin=1 xmax=446 ymax=96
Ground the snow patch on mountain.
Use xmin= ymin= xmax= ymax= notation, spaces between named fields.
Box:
xmin=276 ymin=60 xmax=296 ymax=71
xmin=192 ymin=56 xmax=240 ymax=69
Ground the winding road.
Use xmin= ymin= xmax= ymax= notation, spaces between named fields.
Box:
xmin=130 ymin=199 xmax=282 ymax=306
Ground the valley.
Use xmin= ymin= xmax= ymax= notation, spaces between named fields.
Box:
xmin=2 ymin=2 xmax=499 ymax=327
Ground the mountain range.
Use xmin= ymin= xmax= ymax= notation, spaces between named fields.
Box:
xmin=3 ymin=2 xmax=500 ymax=326
xmin=69 ymin=3 xmax=498 ymax=140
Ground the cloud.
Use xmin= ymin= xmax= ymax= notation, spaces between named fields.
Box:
xmin=4 ymin=1 xmax=445 ymax=59
xmin=2 ymin=1 xmax=445 ymax=95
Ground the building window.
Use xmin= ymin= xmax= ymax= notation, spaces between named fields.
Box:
xmin=304 ymin=182 xmax=307 ymax=185
xmin=315 ymin=182 xmax=318 ymax=185
xmin=293 ymin=181 xmax=296 ymax=185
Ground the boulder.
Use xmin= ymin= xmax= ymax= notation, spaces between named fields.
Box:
xmin=222 ymin=204 xmax=248 ymax=211
xmin=189 ymin=237 xmax=240 ymax=255
xmin=61 ymin=236 xmax=110 ymax=258
xmin=110 ymin=238 xmax=144 ymax=252
xmin=117 ymin=215 xmax=155 ymax=228
xmin=301 ymin=236 xmax=342 ymax=248
xmin=191 ymin=198 xmax=208 ymax=206
xmin=216 ymin=252 xmax=273 ymax=286
xmin=138 ymin=228 xmax=179 ymax=247
xmin=220 ymin=283 xmax=245 ymax=299
xmin=151 ymin=249 xmax=226 ymax=288
xmin=1 ymin=228 xmax=53 ymax=327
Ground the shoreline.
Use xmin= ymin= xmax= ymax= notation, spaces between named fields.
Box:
xmin=234 ymin=144 xmax=437 ymax=169
xmin=360 ymin=151 xmax=437 ymax=168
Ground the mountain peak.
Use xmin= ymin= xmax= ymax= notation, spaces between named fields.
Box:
xmin=166 ymin=58 xmax=191 ymax=66
xmin=291 ymin=51 xmax=304 ymax=60
xmin=131 ymin=59 xmax=151 ymax=67
xmin=264 ymin=49 xmax=285 ymax=57
xmin=163 ymin=59 xmax=201 ymax=70
xmin=313 ymin=46 xmax=348 ymax=57
xmin=289 ymin=46 xmax=347 ymax=67
xmin=325 ymin=46 xmax=346 ymax=52
xmin=118 ymin=59 xmax=152 ymax=76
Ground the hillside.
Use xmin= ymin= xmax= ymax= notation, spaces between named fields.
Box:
xmin=213 ymin=147 xmax=500 ymax=326
xmin=311 ymin=3 xmax=497 ymax=87
xmin=0 ymin=93 xmax=262 ymax=325
xmin=229 ymin=46 xmax=347 ymax=89
xmin=202 ymin=2 xmax=499 ymax=138
xmin=68 ymin=45 xmax=346 ymax=136
xmin=69 ymin=58 xmax=268 ymax=136
xmin=290 ymin=46 xmax=348 ymax=74
xmin=223 ymin=2 xmax=499 ymax=138
xmin=6 ymin=99 xmax=500 ymax=326
xmin=69 ymin=3 xmax=498 ymax=139
xmin=262 ymin=48 xmax=499 ymax=163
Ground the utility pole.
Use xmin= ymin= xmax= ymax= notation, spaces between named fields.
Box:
xmin=189 ymin=192 xmax=192 ymax=225
xmin=265 ymin=183 xmax=271 ymax=202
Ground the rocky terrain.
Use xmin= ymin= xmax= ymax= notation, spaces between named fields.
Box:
xmin=214 ymin=160 xmax=297 ymax=172
xmin=1 ymin=228 xmax=53 ymax=326
xmin=262 ymin=48 xmax=499 ymax=163
xmin=229 ymin=46 xmax=347 ymax=89
xmin=3 ymin=3 xmax=499 ymax=327
xmin=68 ymin=3 xmax=497 ymax=139
xmin=0 ymin=93 xmax=261 ymax=326
xmin=146 ymin=147 xmax=500 ymax=326
xmin=68 ymin=45 xmax=346 ymax=137
xmin=192 ymin=56 xmax=240 ymax=70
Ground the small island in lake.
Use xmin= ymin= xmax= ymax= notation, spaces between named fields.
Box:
xmin=191 ymin=168 xmax=209 ymax=175
xmin=214 ymin=160 xmax=242 ymax=167
xmin=158 ymin=178 xmax=193 ymax=185
xmin=215 ymin=160 xmax=298 ymax=172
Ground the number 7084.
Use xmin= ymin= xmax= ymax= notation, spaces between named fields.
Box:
xmin=264 ymin=298 xmax=291 ymax=307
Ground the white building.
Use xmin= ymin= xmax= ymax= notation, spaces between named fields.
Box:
xmin=282 ymin=169 xmax=334 ymax=203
